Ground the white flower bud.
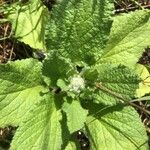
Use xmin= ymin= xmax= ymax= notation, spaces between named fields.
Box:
xmin=69 ymin=75 xmax=85 ymax=93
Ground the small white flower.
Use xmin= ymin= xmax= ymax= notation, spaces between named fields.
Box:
xmin=69 ymin=75 xmax=85 ymax=93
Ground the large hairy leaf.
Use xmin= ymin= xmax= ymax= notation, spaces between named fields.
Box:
xmin=86 ymin=106 xmax=149 ymax=150
xmin=45 ymin=0 xmax=114 ymax=63
xmin=0 ymin=59 xmax=45 ymax=126
xmin=99 ymin=10 xmax=150 ymax=67
xmin=84 ymin=64 xmax=140 ymax=105
xmin=62 ymin=100 xmax=88 ymax=133
xmin=11 ymin=94 xmax=63 ymax=150
xmin=42 ymin=52 xmax=75 ymax=87
xmin=6 ymin=0 xmax=48 ymax=49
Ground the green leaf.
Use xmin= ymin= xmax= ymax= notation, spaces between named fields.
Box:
xmin=42 ymin=52 xmax=75 ymax=87
xmin=6 ymin=0 xmax=49 ymax=49
xmin=57 ymin=79 xmax=69 ymax=91
xmin=65 ymin=141 xmax=78 ymax=150
xmin=64 ymin=134 xmax=80 ymax=150
xmin=62 ymin=100 xmax=88 ymax=133
xmin=86 ymin=106 xmax=149 ymax=150
xmin=99 ymin=10 xmax=150 ymax=67
xmin=131 ymin=96 xmax=150 ymax=102
xmin=84 ymin=65 xmax=140 ymax=105
xmin=135 ymin=64 xmax=150 ymax=98
xmin=0 ymin=59 xmax=46 ymax=126
xmin=45 ymin=0 xmax=114 ymax=63
xmin=83 ymin=67 xmax=99 ymax=82
xmin=11 ymin=94 xmax=62 ymax=150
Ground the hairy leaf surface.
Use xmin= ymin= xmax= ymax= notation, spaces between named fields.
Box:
xmin=62 ymin=100 xmax=88 ymax=133
xmin=0 ymin=59 xmax=45 ymax=126
xmin=42 ymin=52 xmax=75 ymax=87
xmin=84 ymin=65 xmax=140 ymax=105
xmin=11 ymin=94 xmax=62 ymax=150
xmin=99 ymin=10 xmax=150 ymax=67
xmin=86 ymin=106 xmax=149 ymax=150
xmin=45 ymin=0 xmax=114 ymax=63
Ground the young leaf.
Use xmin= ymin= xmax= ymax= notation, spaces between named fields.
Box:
xmin=62 ymin=100 xmax=88 ymax=133
xmin=45 ymin=0 xmax=114 ymax=63
xmin=86 ymin=106 xmax=149 ymax=150
xmin=99 ymin=10 xmax=150 ymax=67
xmin=84 ymin=64 xmax=140 ymax=105
xmin=0 ymin=59 xmax=46 ymax=126
xmin=11 ymin=94 xmax=62 ymax=150
xmin=42 ymin=52 xmax=75 ymax=87
xmin=5 ymin=0 xmax=49 ymax=49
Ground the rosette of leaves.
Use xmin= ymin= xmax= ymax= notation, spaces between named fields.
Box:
xmin=0 ymin=0 xmax=150 ymax=150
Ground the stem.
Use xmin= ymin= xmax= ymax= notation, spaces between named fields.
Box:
xmin=130 ymin=0 xmax=143 ymax=9
xmin=115 ymin=4 xmax=150 ymax=13
xmin=95 ymin=82 xmax=150 ymax=115
xmin=131 ymin=96 xmax=150 ymax=102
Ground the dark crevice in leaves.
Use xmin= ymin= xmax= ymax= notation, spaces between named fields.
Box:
xmin=12 ymin=40 xmax=33 ymax=60
xmin=49 ymin=87 xmax=62 ymax=94
xmin=60 ymin=112 xmax=70 ymax=149
xmin=76 ymin=130 xmax=90 ymax=150
xmin=33 ymin=50 xmax=46 ymax=61
xmin=41 ymin=0 xmax=56 ymax=11
xmin=76 ymin=66 xmax=83 ymax=73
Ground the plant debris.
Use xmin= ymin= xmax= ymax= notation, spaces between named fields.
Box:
xmin=115 ymin=0 xmax=150 ymax=13
xmin=0 ymin=126 xmax=17 ymax=150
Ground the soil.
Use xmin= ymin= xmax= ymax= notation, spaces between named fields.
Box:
xmin=0 ymin=0 xmax=150 ymax=149
xmin=139 ymin=48 xmax=150 ymax=65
